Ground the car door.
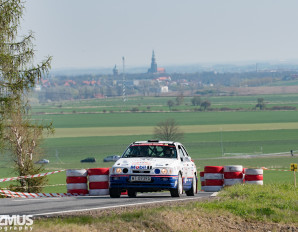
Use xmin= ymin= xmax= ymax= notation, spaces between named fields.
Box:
xmin=181 ymin=145 xmax=195 ymax=178
xmin=177 ymin=145 xmax=189 ymax=184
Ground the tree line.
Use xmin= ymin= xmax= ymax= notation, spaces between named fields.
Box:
xmin=167 ymin=96 xmax=211 ymax=111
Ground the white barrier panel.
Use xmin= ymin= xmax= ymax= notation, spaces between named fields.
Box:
xmin=66 ymin=169 xmax=88 ymax=195
xmin=88 ymin=168 xmax=110 ymax=196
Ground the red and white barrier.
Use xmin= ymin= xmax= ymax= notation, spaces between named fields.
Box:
xmin=203 ymin=166 xmax=224 ymax=192
xmin=244 ymin=169 xmax=263 ymax=185
xmin=0 ymin=189 xmax=85 ymax=198
xmin=0 ymin=165 xmax=267 ymax=198
xmin=224 ymin=165 xmax=243 ymax=186
xmin=88 ymin=168 xmax=109 ymax=196
xmin=199 ymin=165 xmax=268 ymax=192
xmin=66 ymin=169 xmax=88 ymax=195
xmin=199 ymin=172 xmax=205 ymax=191
xmin=0 ymin=170 xmax=65 ymax=183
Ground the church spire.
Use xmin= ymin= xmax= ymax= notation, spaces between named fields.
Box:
xmin=113 ymin=64 xmax=118 ymax=76
xmin=148 ymin=50 xmax=157 ymax=73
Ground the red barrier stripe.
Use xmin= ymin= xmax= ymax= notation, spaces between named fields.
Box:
xmin=204 ymin=166 xmax=224 ymax=173
xmin=205 ymin=179 xmax=224 ymax=186
xmin=199 ymin=172 xmax=204 ymax=177
xmin=245 ymin=175 xmax=263 ymax=181
xmin=89 ymin=182 xmax=109 ymax=189
xmin=224 ymin=172 xmax=243 ymax=179
xmin=66 ymin=176 xmax=88 ymax=184
xmin=88 ymin=168 xmax=110 ymax=175
xmin=28 ymin=193 xmax=35 ymax=198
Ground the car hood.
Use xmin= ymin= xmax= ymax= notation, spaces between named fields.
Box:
xmin=113 ymin=157 xmax=178 ymax=168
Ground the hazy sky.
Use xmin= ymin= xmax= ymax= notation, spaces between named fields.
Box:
xmin=20 ymin=0 xmax=298 ymax=70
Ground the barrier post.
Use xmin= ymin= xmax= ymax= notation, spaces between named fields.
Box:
xmin=290 ymin=163 xmax=297 ymax=187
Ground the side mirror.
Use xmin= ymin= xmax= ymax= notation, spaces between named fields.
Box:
xmin=180 ymin=157 xmax=183 ymax=162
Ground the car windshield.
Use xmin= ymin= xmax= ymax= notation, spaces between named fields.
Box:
xmin=122 ymin=144 xmax=177 ymax=158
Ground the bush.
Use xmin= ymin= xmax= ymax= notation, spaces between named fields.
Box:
xmin=220 ymin=107 xmax=233 ymax=111
xmin=268 ymin=106 xmax=296 ymax=110
xmin=131 ymin=107 xmax=139 ymax=112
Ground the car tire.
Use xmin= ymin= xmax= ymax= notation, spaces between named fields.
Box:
xmin=109 ymin=188 xmax=121 ymax=198
xmin=186 ymin=175 xmax=196 ymax=196
xmin=170 ymin=173 xmax=183 ymax=197
xmin=127 ymin=189 xmax=137 ymax=198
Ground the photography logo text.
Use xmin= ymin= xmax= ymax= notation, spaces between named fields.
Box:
xmin=0 ymin=215 xmax=33 ymax=231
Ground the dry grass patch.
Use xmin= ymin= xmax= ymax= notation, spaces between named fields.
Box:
xmin=50 ymin=123 xmax=298 ymax=138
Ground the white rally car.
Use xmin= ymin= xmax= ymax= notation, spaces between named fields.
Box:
xmin=109 ymin=140 xmax=197 ymax=198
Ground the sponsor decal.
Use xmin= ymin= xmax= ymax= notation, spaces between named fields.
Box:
xmin=0 ymin=215 xmax=33 ymax=231
xmin=131 ymin=165 xmax=151 ymax=170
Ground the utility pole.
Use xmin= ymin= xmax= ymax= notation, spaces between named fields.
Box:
xmin=122 ymin=56 xmax=126 ymax=102
xmin=220 ymin=128 xmax=224 ymax=157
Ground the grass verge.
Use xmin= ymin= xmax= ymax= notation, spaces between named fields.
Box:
xmin=199 ymin=183 xmax=298 ymax=223
xmin=34 ymin=183 xmax=297 ymax=232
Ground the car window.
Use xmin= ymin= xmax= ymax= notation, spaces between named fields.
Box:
xmin=177 ymin=145 xmax=186 ymax=158
xmin=122 ymin=145 xmax=177 ymax=158
xmin=181 ymin=146 xmax=189 ymax=157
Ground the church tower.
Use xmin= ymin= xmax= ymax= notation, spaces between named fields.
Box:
xmin=148 ymin=50 xmax=157 ymax=73
xmin=113 ymin=64 xmax=119 ymax=76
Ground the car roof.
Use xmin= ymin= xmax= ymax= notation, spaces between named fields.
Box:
xmin=133 ymin=140 xmax=180 ymax=145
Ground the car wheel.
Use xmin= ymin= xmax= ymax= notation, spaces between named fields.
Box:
xmin=127 ymin=189 xmax=137 ymax=198
xmin=186 ymin=175 xmax=196 ymax=196
xmin=109 ymin=188 xmax=121 ymax=198
xmin=170 ymin=173 xmax=183 ymax=197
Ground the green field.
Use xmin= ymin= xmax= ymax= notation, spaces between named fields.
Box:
xmin=1 ymin=95 xmax=298 ymax=193
xmin=31 ymin=94 xmax=298 ymax=114
xmin=34 ymin=111 xmax=298 ymax=128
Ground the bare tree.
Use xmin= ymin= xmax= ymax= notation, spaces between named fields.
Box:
xmin=256 ymin=98 xmax=265 ymax=110
xmin=191 ymin=96 xmax=201 ymax=106
xmin=154 ymin=119 xmax=184 ymax=141
xmin=167 ymin=100 xmax=175 ymax=111
xmin=175 ymin=93 xmax=184 ymax=106
xmin=200 ymin=100 xmax=211 ymax=111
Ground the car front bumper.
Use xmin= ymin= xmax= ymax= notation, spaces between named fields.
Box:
xmin=110 ymin=174 xmax=179 ymax=191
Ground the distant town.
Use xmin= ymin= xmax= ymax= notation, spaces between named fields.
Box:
xmin=34 ymin=51 xmax=298 ymax=102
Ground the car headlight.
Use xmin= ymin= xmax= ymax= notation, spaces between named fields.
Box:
xmin=116 ymin=168 xmax=122 ymax=174
xmin=161 ymin=168 xmax=168 ymax=174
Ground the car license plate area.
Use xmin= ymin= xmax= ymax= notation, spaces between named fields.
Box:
xmin=130 ymin=176 xmax=151 ymax=182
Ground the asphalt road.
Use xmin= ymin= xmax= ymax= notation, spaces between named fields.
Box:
xmin=0 ymin=192 xmax=214 ymax=216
